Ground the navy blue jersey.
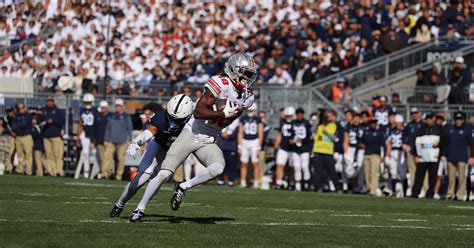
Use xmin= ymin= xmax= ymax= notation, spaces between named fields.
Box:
xmin=292 ymin=119 xmax=312 ymax=153
xmin=277 ymin=119 xmax=294 ymax=151
xmin=148 ymin=109 xmax=183 ymax=151
xmin=387 ymin=127 xmax=404 ymax=150
xmin=80 ymin=108 xmax=98 ymax=138
xmin=345 ymin=124 xmax=364 ymax=147
xmin=241 ymin=115 xmax=262 ymax=140
xmin=373 ymin=106 xmax=393 ymax=128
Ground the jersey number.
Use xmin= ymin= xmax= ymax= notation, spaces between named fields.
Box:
xmin=244 ymin=122 xmax=258 ymax=135
xmin=81 ymin=113 xmax=94 ymax=126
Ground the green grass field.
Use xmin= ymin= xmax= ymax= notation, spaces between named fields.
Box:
xmin=0 ymin=176 xmax=473 ymax=247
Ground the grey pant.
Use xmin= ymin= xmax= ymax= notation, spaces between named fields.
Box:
xmin=161 ymin=128 xmax=225 ymax=172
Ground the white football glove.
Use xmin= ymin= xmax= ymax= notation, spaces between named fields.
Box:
xmin=238 ymin=90 xmax=255 ymax=109
xmin=195 ymin=134 xmax=216 ymax=144
xmin=126 ymin=142 xmax=140 ymax=157
xmin=222 ymin=100 xmax=240 ymax=118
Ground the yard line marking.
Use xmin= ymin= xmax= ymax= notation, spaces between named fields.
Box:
xmin=331 ymin=214 xmax=373 ymax=217
xmin=224 ymin=222 xmax=436 ymax=229
xmin=390 ymin=219 xmax=427 ymax=222
xmin=18 ymin=193 xmax=55 ymax=197
xmin=63 ymin=201 xmax=112 ymax=205
xmin=384 ymin=212 xmax=420 ymax=216
xmin=79 ymin=219 xmax=119 ymax=223
xmin=447 ymin=205 xmax=474 ymax=210
xmin=71 ymin=196 xmax=109 ymax=200
xmin=452 ymin=224 xmax=474 ymax=227
xmin=455 ymin=228 xmax=474 ymax=231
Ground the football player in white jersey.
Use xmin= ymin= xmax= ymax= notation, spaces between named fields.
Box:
xmin=129 ymin=53 xmax=257 ymax=222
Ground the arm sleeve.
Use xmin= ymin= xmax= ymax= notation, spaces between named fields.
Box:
xmin=127 ymin=114 xmax=133 ymax=142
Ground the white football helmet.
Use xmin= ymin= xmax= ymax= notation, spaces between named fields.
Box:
xmin=83 ymin=93 xmax=95 ymax=109
xmin=166 ymin=94 xmax=193 ymax=131
xmin=284 ymin=106 xmax=295 ymax=116
xmin=247 ymin=103 xmax=258 ymax=114
xmin=224 ymin=53 xmax=257 ymax=91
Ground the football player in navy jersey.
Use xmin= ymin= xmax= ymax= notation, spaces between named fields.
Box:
xmin=109 ymin=94 xmax=193 ymax=218
xmin=384 ymin=114 xmax=406 ymax=197
xmin=237 ymin=103 xmax=263 ymax=189
xmin=274 ymin=106 xmax=295 ymax=189
xmin=372 ymin=95 xmax=393 ymax=132
xmin=291 ymin=108 xmax=312 ymax=191
xmin=76 ymin=93 xmax=98 ymax=179
xmin=343 ymin=113 xmax=365 ymax=191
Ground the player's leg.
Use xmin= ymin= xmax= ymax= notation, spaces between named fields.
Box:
xmin=80 ymin=133 xmax=91 ymax=178
xmin=110 ymin=140 xmax=161 ymax=217
xmin=184 ymin=155 xmax=194 ymax=181
xmin=251 ymin=142 xmax=260 ymax=189
xmin=15 ymin=136 xmax=25 ymax=174
xmin=239 ymin=140 xmax=250 ymax=188
xmin=388 ymin=150 xmax=398 ymax=195
xmin=291 ymin=152 xmax=302 ymax=191
xmin=275 ymin=149 xmax=289 ymax=188
xmin=301 ymin=152 xmax=311 ymax=189
xmin=179 ymin=144 xmax=225 ymax=190
xmin=133 ymin=129 xmax=200 ymax=218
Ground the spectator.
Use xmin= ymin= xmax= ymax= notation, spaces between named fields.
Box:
xmin=381 ymin=28 xmax=405 ymax=54
xmin=103 ymin=99 xmax=133 ymax=181
xmin=312 ymin=109 xmax=341 ymax=193
xmin=42 ymin=97 xmax=65 ymax=177
xmin=94 ymin=100 xmax=111 ymax=175
xmin=361 ymin=119 xmax=385 ymax=196
xmin=2 ymin=108 xmax=15 ymax=174
xmin=218 ymin=118 xmax=240 ymax=187
xmin=445 ymin=111 xmax=470 ymax=201
xmin=11 ymin=103 xmax=33 ymax=175
xmin=330 ymin=78 xmax=351 ymax=103
xmin=268 ymin=67 xmax=294 ymax=86
xmin=32 ymin=113 xmax=45 ymax=176
xmin=413 ymin=112 xmax=446 ymax=199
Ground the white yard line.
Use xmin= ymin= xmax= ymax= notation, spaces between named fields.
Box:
xmin=390 ymin=219 xmax=427 ymax=222
xmin=447 ymin=205 xmax=474 ymax=210
xmin=331 ymin=214 xmax=373 ymax=217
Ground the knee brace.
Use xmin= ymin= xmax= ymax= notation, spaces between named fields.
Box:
xmin=208 ymin=163 xmax=224 ymax=178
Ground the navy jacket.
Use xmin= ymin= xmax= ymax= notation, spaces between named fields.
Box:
xmin=362 ymin=127 xmax=385 ymax=156
xmin=32 ymin=125 xmax=44 ymax=151
xmin=403 ymin=120 xmax=423 ymax=155
xmin=2 ymin=116 xmax=13 ymax=136
xmin=11 ymin=112 xmax=33 ymax=136
xmin=93 ymin=112 xmax=110 ymax=145
xmin=219 ymin=121 xmax=239 ymax=152
xmin=42 ymin=106 xmax=65 ymax=138
xmin=470 ymin=124 xmax=474 ymax=158
xmin=445 ymin=124 xmax=471 ymax=163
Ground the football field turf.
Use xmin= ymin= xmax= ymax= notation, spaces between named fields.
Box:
xmin=0 ymin=176 xmax=473 ymax=247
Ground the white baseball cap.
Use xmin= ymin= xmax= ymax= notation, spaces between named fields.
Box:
xmin=99 ymin=100 xmax=108 ymax=108
xmin=115 ymin=98 xmax=124 ymax=106
xmin=454 ymin=56 xmax=464 ymax=64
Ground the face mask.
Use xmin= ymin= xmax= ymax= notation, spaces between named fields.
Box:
xmin=248 ymin=111 xmax=255 ymax=117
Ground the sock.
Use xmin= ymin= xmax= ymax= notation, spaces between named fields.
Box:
xmin=116 ymin=172 xmax=150 ymax=208
xmin=136 ymin=170 xmax=172 ymax=211
xmin=240 ymin=180 xmax=247 ymax=187
xmin=253 ymin=181 xmax=259 ymax=188
xmin=276 ymin=179 xmax=283 ymax=186
xmin=180 ymin=163 xmax=224 ymax=190
xmin=295 ymin=182 xmax=301 ymax=191
xmin=184 ymin=162 xmax=192 ymax=181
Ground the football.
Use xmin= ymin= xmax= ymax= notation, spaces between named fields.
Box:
xmin=213 ymin=98 xmax=236 ymax=112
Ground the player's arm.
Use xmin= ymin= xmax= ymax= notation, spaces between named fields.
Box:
xmin=385 ymin=137 xmax=392 ymax=160
xmin=258 ymin=123 xmax=264 ymax=148
xmin=274 ymin=131 xmax=282 ymax=149
xmin=193 ymin=90 xmax=226 ymax=121
xmin=343 ymin=132 xmax=349 ymax=154
xmin=126 ymin=125 xmax=158 ymax=156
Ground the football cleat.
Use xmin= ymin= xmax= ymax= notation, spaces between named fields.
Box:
xmin=109 ymin=205 xmax=123 ymax=218
xmin=129 ymin=210 xmax=144 ymax=223
xmin=170 ymin=183 xmax=186 ymax=211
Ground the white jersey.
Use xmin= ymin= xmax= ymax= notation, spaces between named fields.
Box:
xmin=186 ymin=75 xmax=252 ymax=137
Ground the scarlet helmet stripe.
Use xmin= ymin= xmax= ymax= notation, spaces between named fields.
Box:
xmin=207 ymin=78 xmax=222 ymax=94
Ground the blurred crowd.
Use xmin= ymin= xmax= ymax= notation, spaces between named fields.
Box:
xmin=1 ymin=0 xmax=472 ymax=96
